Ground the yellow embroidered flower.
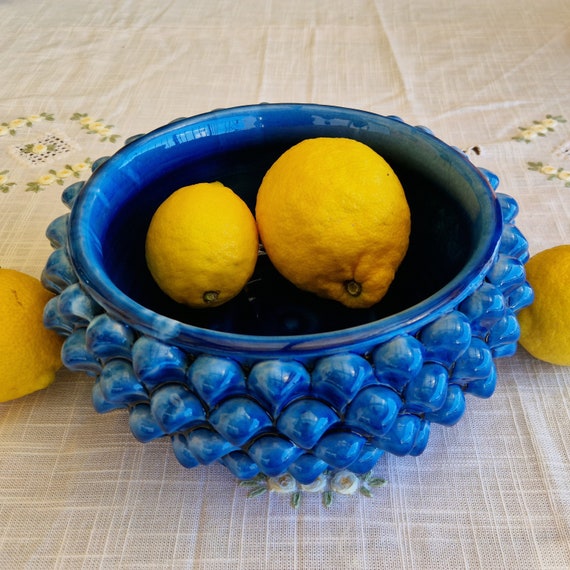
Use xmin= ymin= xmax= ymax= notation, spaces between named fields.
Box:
xmin=79 ymin=116 xmax=93 ymax=126
xmin=9 ymin=118 xmax=25 ymax=129
xmin=557 ymin=170 xmax=570 ymax=181
xmin=520 ymin=129 xmax=537 ymax=141
xmin=0 ymin=174 xmax=7 ymax=185
xmin=31 ymin=143 xmax=48 ymax=154
xmin=540 ymin=165 xmax=558 ymax=175
xmin=37 ymin=174 xmax=57 ymax=186
xmin=27 ymin=114 xmax=42 ymax=123
xmin=0 ymin=126 xmax=10 ymax=136
xmin=530 ymin=123 xmax=548 ymax=134
xmin=72 ymin=162 xmax=89 ymax=173
xmin=541 ymin=118 xmax=558 ymax=129
xmin=87 ymin=121 xmax=104 ymax=131
xmin=95 ymin=126 xmax=111 ymax=136
xmin=56 ymin=168 xmax=73 ymax=179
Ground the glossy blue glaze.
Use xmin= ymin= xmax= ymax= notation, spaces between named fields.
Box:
xmin=247 ymin=359 xmax=312 ymax=415
xmin=132 ymin=336 xmax=189 ymax=391
xmin=209 ymin=397 xmax=273 ymax=446
xmin=41 ymin=104 xmax=534 ymax=483
xmin=150 ymin=384 xmax=206 ymax=434
xmin=286 ymin=453 xmax=328 ymax=484
xmin=276 ymin=399 xmax=340 ymax=449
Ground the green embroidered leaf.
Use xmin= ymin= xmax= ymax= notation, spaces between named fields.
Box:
xmin=25 ymin=182 xmax=42 ymax=193
xmin=322 ymin=491 xmax=334 ymax=508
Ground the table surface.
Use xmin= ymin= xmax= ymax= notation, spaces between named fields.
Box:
xmin=1 ymin=1 xmax=569 ymax=568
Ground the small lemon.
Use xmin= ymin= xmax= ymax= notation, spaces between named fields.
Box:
xmin=145 ymin=182 xmax=259 ymax=308
xmin=0 ymin=268 xmax=63 ymax=402
xmin=518 ymin=244 xmax=570 ymax=366
xmin=255 ymin=137 xmax=411 ymax=308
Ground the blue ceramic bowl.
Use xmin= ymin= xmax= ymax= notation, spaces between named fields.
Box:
xmin=42 ymin=104 xmax=533 ymax=484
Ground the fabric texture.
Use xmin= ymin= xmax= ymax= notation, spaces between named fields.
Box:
xmin=0 ymin=1 xmax=569 ymax=568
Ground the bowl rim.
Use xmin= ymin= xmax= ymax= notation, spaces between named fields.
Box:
xmin=68 ymin=103 xmax=503 ymax=358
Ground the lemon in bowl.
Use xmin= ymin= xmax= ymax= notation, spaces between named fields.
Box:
xmin=256 ymin=137 xmax=411 ymax=309
xmin=145 ymin=181 xmax=259 ymax=309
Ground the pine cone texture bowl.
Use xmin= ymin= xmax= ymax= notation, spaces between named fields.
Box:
xmin=41 ymin=104 xmax=533 ymax=484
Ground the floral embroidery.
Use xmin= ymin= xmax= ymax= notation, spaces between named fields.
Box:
xmin=17 ymin=134 xmax=73 ymax=165
xmin=240 ymin=470 xmax=387 ymax=508
xmin=70 ymin=113 xmax=121 ymax=143
xmin=1 ymin=111 xmax=122 ymax=193
xmin=513 ymin=114 xmax=566 ymax=143
xmin=25 ymin=159 xmax=93 ymax=193
xmin=553 ymin=140 xmax=570 ymax=162
xmin=528 ymin=162 xmax=570 ymax=187
xmin=0 ymin=113 xmax=54 ymax=136
xmin=0 ymin=170 xmax=16 ymax=193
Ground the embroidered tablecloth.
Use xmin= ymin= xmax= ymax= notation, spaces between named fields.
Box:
xmin=1 ymin=1 xmax=569 ymax=568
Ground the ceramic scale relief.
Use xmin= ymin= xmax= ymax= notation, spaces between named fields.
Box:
xmin=41 ymin=104 xmax=533 ymax=487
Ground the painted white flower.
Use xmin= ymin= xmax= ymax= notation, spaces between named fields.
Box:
xmin=0 ymin=125 xmax=8 ymax=136
xmin=9 ymin=118 xmax=25 ymax=129
xmin=31 ymin=143 xmax=48 ymax=154
xmin=72 ymin=162 xmax=89 ymax=172
xmin=56 ymin=168 xmax=73 ymax=179
xmin=330 ymin=470 xmax=360 ymax=495
xmin=299 ymin=475 xmax=328 ymax=493
xmin=557 ymin=170 xmax=570 ymax=181
xmin=267 ymin=474 xmax=298 ymax=493
xmin=540 ymin=165 xmax=558 ymax=175
xmin=37 ymin=174 xmax=57 ymax=186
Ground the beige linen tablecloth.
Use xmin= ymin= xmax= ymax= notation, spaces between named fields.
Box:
xmin=1 ymin=1 xmax=569 ymax=568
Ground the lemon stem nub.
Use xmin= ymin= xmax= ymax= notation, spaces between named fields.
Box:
xmin=344 ymin=280 xmax=362 ymax=297
xmin=203 ymin=290 xmax=220 ymax=304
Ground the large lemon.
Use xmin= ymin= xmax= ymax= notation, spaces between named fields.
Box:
xmin=255 ymin=137 xmax=411 ymax=308
xmin=518 ymin=244 xmax=570 ymax=366
xmin=0 ymin=268 xmax=63 ymax=402
xmin=145 ymin=182 xmax=259 ymax=308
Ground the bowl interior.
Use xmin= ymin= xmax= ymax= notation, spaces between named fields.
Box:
xmin=69 ymin=104 xmax=501 ymax=352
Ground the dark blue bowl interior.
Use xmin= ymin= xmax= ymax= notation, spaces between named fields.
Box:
xmin=70 ymin=104 xmax=500 ymax=349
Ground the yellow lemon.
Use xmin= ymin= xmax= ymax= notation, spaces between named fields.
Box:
xmin=518 ymin=244 xmax=570 ymax=366
xmin=145 ymin=182 xmax=259 ymax=308
xmin=255 ymin=137 xmax=411 ymax=308
xmin=0 ymin=268 xmax=63 ymax=402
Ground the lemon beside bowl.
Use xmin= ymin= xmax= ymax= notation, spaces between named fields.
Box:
xmin=41 ymin=104 xmax=533 ymax=485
